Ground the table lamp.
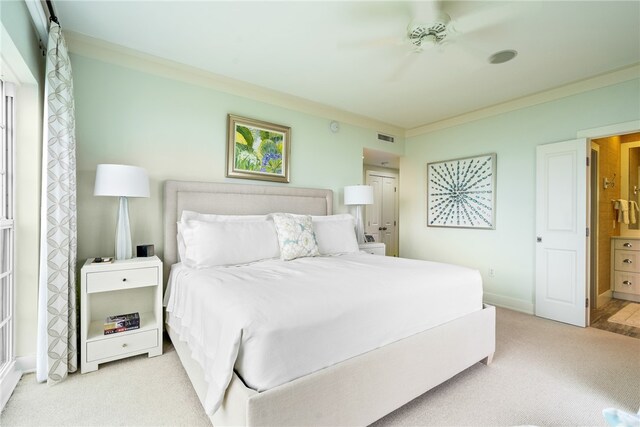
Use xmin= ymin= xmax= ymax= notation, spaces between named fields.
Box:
xmin=344 ymin=185 xmax=374 ymax=244
xmin=94 ymin=164 xmax=150 ymax=260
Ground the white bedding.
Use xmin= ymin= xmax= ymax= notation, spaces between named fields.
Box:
xmin=164 ymin=252 xmax=483 ymax=415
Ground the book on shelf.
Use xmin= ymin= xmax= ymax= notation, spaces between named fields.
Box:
xmin=104 ymin=325 xmax=140 ymax=335
xmin=104 ymin=312 xmax=140 ymax=335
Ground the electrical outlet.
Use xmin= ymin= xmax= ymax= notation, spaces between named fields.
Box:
xmin=488 ymin=268 xmax=495 ymax=278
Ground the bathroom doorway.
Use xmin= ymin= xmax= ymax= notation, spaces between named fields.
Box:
xmin=587 ymin=128 xmax=640 ymax=338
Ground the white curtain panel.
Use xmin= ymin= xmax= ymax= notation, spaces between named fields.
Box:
xmin=36 ymin=22 xmax=78 ymax=384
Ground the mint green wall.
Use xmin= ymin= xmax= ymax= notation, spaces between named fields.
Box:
xmin=400 ymin=79 xmax=640 ymax=313
xmin=1 ymin=0 xmax=44 ymax=80
xmin=71 ymin=53 xmax=404 ymax=263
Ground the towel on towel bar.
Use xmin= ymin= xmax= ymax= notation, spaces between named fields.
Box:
xmin=631 ymin=201 xmax=639 ymax=224
xmin=614 ymin=199 xmax=630 ymax=225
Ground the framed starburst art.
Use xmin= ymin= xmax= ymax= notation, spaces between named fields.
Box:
xmin=427 ymin=153 xmax=496 ymax=229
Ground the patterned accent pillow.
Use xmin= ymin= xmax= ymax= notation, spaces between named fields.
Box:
xmin=272 ymin=213 xmax=320 ymax=261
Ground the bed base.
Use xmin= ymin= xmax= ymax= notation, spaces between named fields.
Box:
xmin=167 ymin=304 xmax=495 ymax=426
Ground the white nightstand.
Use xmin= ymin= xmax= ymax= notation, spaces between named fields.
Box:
xmin=80 ymin=256 xmax=163 ymax=373
xmin=359 ymin=242 xmax=386 ymax=256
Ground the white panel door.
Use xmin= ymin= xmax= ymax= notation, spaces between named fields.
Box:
xmin=535 ymin=138 xmax=588 ymax=327
xmin=381 ymin=177 xmax=398 ymax=256
xmin=365 ymin=174 xmax=382 ymax=243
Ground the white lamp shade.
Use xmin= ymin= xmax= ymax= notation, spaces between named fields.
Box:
xmin=94 ymin=164 xmax=150 ymax=198
xmin=344 ymin=185 xmax=374 ymax=205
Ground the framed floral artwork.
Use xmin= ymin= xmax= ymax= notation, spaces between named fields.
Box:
xmin=226 ymin=114 xmax=291 ymax=183
xmin=427 ymin=153 xmax=496 ymax=229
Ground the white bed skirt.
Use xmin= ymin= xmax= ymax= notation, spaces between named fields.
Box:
xmin=167 ymin=304 xmax=496 ymax=426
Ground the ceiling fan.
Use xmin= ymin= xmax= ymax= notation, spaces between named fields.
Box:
xmin=404 ymin=1 xmax=454 ymax=52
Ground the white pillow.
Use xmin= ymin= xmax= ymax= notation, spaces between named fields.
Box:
xmin=181 ymin=211 xmax=268 ymax=223
xmin=180 ymin=219 xmax=280 ymax=268
xmin=312 ymin=215 xmax=359 ymax=255
xmin=271 ymin=213 xmax=320 ymax=261
xmin=177 ymin=212 xmax=269 ymax=261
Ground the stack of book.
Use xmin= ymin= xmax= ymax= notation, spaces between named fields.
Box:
xmin=104 ymin=312 xmax=140 ymax=335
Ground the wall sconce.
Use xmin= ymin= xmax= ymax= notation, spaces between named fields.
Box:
xmin=604 ymin=173 xmax=616 ymax=190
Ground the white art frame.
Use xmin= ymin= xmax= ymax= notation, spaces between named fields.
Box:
xmin=427 ymin=153 xmax=497 ymax=229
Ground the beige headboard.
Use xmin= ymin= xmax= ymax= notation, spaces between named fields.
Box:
xmin=163 ymin=180 xmax=333 ymax=271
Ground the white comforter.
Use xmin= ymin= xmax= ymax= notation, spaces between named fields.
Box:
xmin=164 ymin=253 xmax=483 ymax=415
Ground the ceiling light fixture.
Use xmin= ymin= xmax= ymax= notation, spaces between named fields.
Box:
xmin=488 ymin=49 xmax=518 ymax=64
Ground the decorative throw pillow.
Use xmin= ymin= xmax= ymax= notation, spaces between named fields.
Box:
xmin=272 ymin=213 xmax=320 ymax=261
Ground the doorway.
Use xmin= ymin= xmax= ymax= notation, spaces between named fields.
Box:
xmin=588 ymin=131 xmax=640 ymax=338
xmin=362 ymin=148 xmax=400 ymax=257
xmin=578 ymin=121 xmax=640 ymax=336
xmin=365 ymin=170 xmax=398 ymax=256
xmin=535 ymin=120 xmax=640 ymax=329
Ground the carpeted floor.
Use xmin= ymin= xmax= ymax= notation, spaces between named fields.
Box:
xmin=2 ymin=308 xmax=639 ymax=426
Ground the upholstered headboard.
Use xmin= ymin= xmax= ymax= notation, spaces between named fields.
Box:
xmin=163 ymin=180 xmax=333 ymax=271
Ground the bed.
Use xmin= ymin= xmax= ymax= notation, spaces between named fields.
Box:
xmin=163 ymin=180 xmax=495 ymax=426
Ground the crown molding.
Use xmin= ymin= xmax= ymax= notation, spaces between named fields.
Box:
xmin=406 ymin=63 xmax=640 ymax=138
xmin=64 ymin=31 xmax=404 ymax=137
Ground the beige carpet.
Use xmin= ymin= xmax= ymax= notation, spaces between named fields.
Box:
xmin=1 ymin=308 xmax=639 ymax=426
xmin=608 ymin=303 xmax=640 ymax=328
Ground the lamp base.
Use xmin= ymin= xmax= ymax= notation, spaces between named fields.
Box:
xmin=354 ymin=205 xmax=366 ymax=245
xmin=115 ymin=196 xmax=132 ymax=260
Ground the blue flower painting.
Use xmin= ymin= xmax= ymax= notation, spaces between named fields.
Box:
xmin=227 ymin=115 xmax=290 ymax=183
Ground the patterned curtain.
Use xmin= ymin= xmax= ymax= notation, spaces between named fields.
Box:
xmin=36 ymin=22 xmax=78 ymax=384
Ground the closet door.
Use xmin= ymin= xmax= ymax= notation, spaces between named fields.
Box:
xmin=365 ymin=171 xmax=399 ymax=256
xmin=381 ymin=177 xmax=397 ymax=256
xmin=365 ymin=175 xmax=382 ymax=243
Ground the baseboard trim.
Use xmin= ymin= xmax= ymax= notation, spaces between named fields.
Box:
xmin=597 ymin=290 xmax=613 ymax=308
xmin=613 ymin=291 xmax=640 ymax=303
xmin=17 ymin=355 xmax=36 ymax=374
xmin=483 ymin=292 xmax=534 ymax=314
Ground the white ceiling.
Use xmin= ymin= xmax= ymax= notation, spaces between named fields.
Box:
xmin=54 ymin=1 xmax=640 ymax=130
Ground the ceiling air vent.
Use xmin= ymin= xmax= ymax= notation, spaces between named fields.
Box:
xmin=377 ymin=133 xmax=395 ymax=143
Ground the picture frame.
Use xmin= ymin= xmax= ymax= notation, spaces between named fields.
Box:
xmin=226 ymin=114 xmax=291 ymax=183
xmin=427 ymin=153 xmax=496 ymax=229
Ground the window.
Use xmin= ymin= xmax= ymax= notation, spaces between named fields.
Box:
xmin=0 ymin=79 xmax=15 ymax=377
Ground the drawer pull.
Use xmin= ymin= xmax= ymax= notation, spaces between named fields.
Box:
xmin=122 ymin=278 xmax=127 ymax=282
xmin=623 ymin=259 xmax=633 ymax=264
xmin=624 ymin=243 xmax=633 ymax=248
xmin=122 ymin=343 xmax=128 ymax=348
xmin=623 ymin=280 xmax=632 ymax=286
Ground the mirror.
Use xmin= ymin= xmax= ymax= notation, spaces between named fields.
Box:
xmin=620 ymin=134 xmax=640 ymax=231
xmin=629 ymin=147 xmax=640 ymax=230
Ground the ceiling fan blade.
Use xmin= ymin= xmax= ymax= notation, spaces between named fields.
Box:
xmin=410 ymin=0 xmax=442 ymax=24
xmin=387 ymin=51 xmax=421 ymax=83
xmin=448 ymin=2 xmax=521 ymax=36
xmin=409 ymin=0 xmax=451 ymax=26
xmin=336 ymin=36 xmax=404 ymax=50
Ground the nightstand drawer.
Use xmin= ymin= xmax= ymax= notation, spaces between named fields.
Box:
xmin=86 ymin=329 xmax=158 ymax=362
xmin=86 ymin=267 xmax=158 ymax=293
xmin=359 ymin=243 xmax=386 ymax=256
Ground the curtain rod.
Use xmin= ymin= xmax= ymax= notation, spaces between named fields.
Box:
xmin=45 ymin=0 xmax=59 ymax=25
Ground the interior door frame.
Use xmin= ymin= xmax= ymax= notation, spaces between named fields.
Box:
xmin=589 ymin=142 xmax=600 ymax=310
xmin=578 ymin=120 xmax=640 ymax=316
xmin=365 ymin=169 xmax=399 ymax=256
